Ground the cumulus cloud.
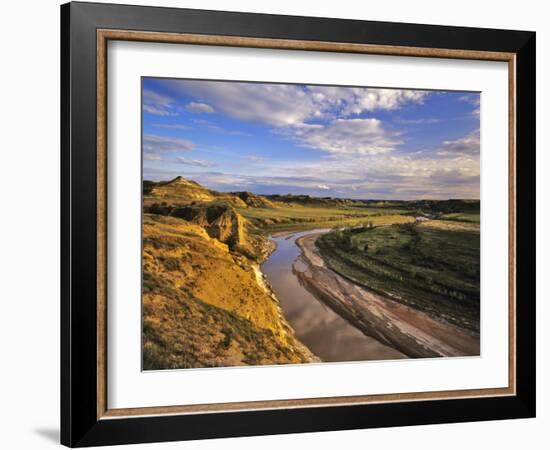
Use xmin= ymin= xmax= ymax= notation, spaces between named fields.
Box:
xmin=145 ymin=135 xmax=480 ymax=199
xmin=185 ymin=102 xmax=215 ymax=113
xmin=290 ymin=118 xmax=402 ymax=155
xmin=235 ymin=128 xmax=480 ymax=198
xmin=289 ymin=153 xmax=478 ymax=199
xmin=435 ymin=130 xmax=480 ymax=157
xmin=149 ymin=80 xmax=429 ymax=158
xmin=143 ymin=89 xmax=178 ymax=116
xmin=163 ymin=80 xmax=428 ymax=128
xmin=335 ymin=88 xmax=428 ymax=116
xmin=175 ymin=156 xmax=214 ymax=167
xmin=143 ymin=80 xmax=479 ymax=199
xmin=178 ymin=82 xmax=319 ymax=126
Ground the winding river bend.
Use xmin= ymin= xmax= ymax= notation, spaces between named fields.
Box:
xmin=261 ymin=229 xmax=405 ymax=362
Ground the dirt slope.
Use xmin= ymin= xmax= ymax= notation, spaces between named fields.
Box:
xmin=142 ymin=214 xmax=314 ymax=369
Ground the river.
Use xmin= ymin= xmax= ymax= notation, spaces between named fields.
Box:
xmin=261 ymin=229 xmax=405 ymax=362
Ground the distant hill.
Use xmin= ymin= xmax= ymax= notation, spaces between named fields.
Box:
xmin=144 ymin=177 xmax=479 ymax=213
xmin=265 ymin=193 xmax=359 ymax=207
xmin=401 ymin=199 xmax=480 ymax=214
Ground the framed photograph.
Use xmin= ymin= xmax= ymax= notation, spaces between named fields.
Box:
xmin=61 ymin=2 xmax=536 ymax=447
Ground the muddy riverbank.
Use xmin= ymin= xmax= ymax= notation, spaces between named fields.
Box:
xmin=294 ymin=233 xmax=480 ymax=358
xmin=261 ymin=229 xmax=405 ymax=362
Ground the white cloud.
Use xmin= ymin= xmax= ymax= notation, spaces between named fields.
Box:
xmin=290 ymin=118 xmax=402 ymax=155
xmin=395 ymin=117 xmax=441 ymax=125
xmin=242 ymin=155 xmax=265 ymax=163
xmin=183 ymin=172 xmax=253 ymax=188
xmin=143 ymin=81 xmax=479 ymax=198
xmin=143 ymin=89 xmax=178 ymax=116
xmin=193 ymin=119 xmax=250 ymax=136
xmin=143 ymin=153 xmax=161 ymax=161
xmin=435 ymin=130 xmax=480 ymax=157
xmin=459 ymin=93 xmax=481 ymax=118
xmin=143 ymin=134 xmax=195 ymax=156
xmin=153 ymin=123 xmax=191 ymax=130
xmin=181 ymin=82 xmax=317 ymax=126
xmin=459 ymin=94 xmax=480 ymax=106
xmin=171 ymin=154 xmax=478 ymax=198
xmin=165 ymin=80 xmax=428 ymax=128
xmin=175 ymin=156 xmax=214 ymax=167
xmin=145 ymin=134 xmax=479 ymax=199
xmin=185 ymin=102 xmax=215 ymax=113
xmin=240 ymin=129 xmax=480 ymax=198
xmin=152 ymin=81 xmax=429 ymax=157
xmin=336 ymin=88 xmax=428 ymax=116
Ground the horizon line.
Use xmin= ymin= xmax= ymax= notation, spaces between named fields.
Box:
xmin=143 ymin=176 xmax=480 ymax=203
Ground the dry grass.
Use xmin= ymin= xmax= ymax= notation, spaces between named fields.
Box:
xmin=418 ymin=219 xmax=480 ymax=232
xmin=142 ymin=214 xmax=312 ymax=369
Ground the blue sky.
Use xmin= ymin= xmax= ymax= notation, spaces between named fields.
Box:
xmin=142 ymin=78 xmax=480 ymax=200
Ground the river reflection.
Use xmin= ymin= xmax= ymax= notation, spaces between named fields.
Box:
xmin=261 ymin=229 xmax=404 ymax=362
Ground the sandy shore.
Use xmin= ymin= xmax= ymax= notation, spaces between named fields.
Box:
xmin=294 ymin=233 xmax=480 ymax=358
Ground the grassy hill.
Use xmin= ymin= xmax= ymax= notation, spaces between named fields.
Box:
xmin=143 ymin=214 xmax=313 ymax=369
xmin=231 ymin=191 xmax=276 ymax=208
xmin=239 ymin=204 xmax=414 ymax=231
xmin=316 ymin=219 xmax=480 ymax=333
xmin=145 ymin=200 xmax=267 ymax=260
xmin=265 ymin=193 xmax=359 ymax=207
xmin=144 ymin=176 xmax=248 ymax=208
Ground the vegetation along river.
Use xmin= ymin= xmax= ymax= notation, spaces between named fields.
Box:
xmin=261 ymin=229 xmax=405 ymax=363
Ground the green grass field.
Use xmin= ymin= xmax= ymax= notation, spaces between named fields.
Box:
xmin=238 ymin=204 xmax=413 ymax=232
xmin=439 ymin=212 xmax=480 ymax=223
xmin=316 ymin=222 xmax=480 ymax=332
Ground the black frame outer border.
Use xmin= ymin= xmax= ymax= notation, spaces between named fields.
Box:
xmin=61 ymin=2 xmax=536 ymax=447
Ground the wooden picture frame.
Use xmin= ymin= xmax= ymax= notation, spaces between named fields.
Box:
xmin=61 ymin=2 xmax=536 ymax=447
